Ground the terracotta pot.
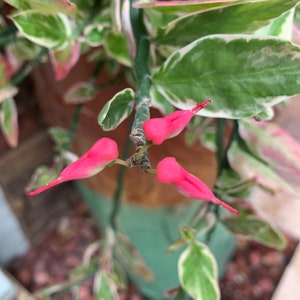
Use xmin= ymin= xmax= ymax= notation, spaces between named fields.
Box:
xmin=31 ymin=56 xmax=218 ymax=207
xmin=31 ymin=57 xmax=235 ymax=299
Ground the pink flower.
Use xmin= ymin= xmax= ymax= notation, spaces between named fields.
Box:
xmin=143 ymin=99 xmax=211 ymax=145
xmin=156 ymin=157 xmax=239 ymax=214
xmin=27 ymin=137 xmax=119 ymax=196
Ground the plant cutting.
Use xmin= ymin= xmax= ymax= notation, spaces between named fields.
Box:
xmin=1 ymin=0 xmax=300 ymax=299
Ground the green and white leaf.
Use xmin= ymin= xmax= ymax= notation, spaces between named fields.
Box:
xmin=199 ymin=128 xmax=217 ymax=152
xmin=98 ymin=88 xmax=135 ymax=131
xmin=295 ymin=4 xmax=300 ymax=27
xmin=93 ymin=271 xmax=119 ymax=300
xmin=178 ymin=241 xmax=220 ymax=300
xmin=151 ymin=35 xmax=300 ymax=119
xmin=215 ymin=168 xmax=256 ymax=198
xmin=0 ymin=97 xmax=18 ymax=148
xmin=238 ymin=119 xmax=300 ymax=177
xmin=167 ymin=210 xmax=216 ymax=254
xmin=64 ymin=81 xmax=96 ymax=104
xmin=103 ymin=31 xmax=131 ymax=67
xmin=144 ymin=7 xmax=178 ymax=30
xmin=154 ymin=0 xmax=300 ymax=46
xmin=84 ymin=24 xmax=108 ymax=47
xmin=12 ymin=11 xmax=71 ymax=50
xmin=135 ymin=0 xmax=266 ymax=14
xmin=0 ymin=86 xmax=18 ymax=103
xmin=4 ymin=0 xmax=31 ymax=10
xmin=254 ymin=9 xmax=294 ymax=40
xmin=48 ymin=126 xmax=72 ymax=152
xmin=26 ymin=165 xmax=60 ymax=191
xmin=222 ymin=215 xmax=287 ymax=250
xmin=5 ymin=0 xmax=77 ymax=15
xmin=255 ymin=223 xmax=287 ymax=250
xmin=228 ymin=141 xmax=299 ymax=195
xmin=150 ymin=84 xmax=174 ymax=115
xmin=7 ymin=37 xmax=41 ymax=62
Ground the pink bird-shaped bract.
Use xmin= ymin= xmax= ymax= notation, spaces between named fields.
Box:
xmin=156 ymin=157 xmax=239 ymax=214
xmin=27 ymin=137 xmax=119 ymax=196
xmin=143 ymin=99 xmax=211 ymax=145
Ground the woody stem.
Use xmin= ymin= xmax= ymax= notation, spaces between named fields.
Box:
xmin=129 ymin=0 xmax=151 ymax=169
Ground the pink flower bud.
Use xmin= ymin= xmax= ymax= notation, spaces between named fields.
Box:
xmin=27 ymin=137 xmax=119 ymax=196
xmin=143 ymin=99 xmax=211 ymax=145
xmin=157 ymin=157 xmax=239 ymax=214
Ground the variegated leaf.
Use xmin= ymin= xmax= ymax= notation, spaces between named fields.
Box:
xmin=103 ymin=31 xmax=131 ymax=67
xmin=178 ymin=241 xmax=220 ymax=300
xmin=64 ymin=81 xmax=96 ymax=104
xmin=227 ymin=142 xmax=298 ymax=195
xmin=154 ymin=0 xmax=300 ymax=46
xmin=0 ymin=86 xmax=18 ymax=103
xmin=151 ymin=35 xmax=300 ymax=119
xmin=49 ymin=41 xmax=80 ymax=80
xmin=134 ymin=0 xmax=266 ymax=14
xmin=0 ymin=97 xmax=18 ymax=147
xmin=12 ymin=11 xmax=71 ymax=50
xmin=239 ymin=119 xmax=300 ymax=177
xmin=222 ymin=215 xmax=286 ymax=250
xmin=5 ymin=0 xmax=76 ymax=16
xmin=98 ymin=88 xmax=135 ymax=131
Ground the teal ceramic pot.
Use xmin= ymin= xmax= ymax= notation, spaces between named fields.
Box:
xmin=77 ymin=182 xmax=236 ymax=300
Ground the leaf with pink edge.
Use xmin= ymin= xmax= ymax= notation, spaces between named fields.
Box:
xmin=0 ymin=86 xmax=18 ymax=103
xmin=0 ymin=97 xmax=18 ymax=148
xmin=239 ymin=119 xmax=300 ymax=177
xmin=50 ymin=41 xmax=80 ymax=80
xmin=0 ymin=54 xmax=13 ymax=87
xmin=5 ymin=0 xmax=77 ymax=16
xmin=154 ymin=0 xmax=300 ymax=46
xmin=134 ymin=0 xmax=265 ymax=14
xmin=227 ymin=142 xmax=299 ymax=196
xmin=6 ymin=38 xmax=41 ymax=71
